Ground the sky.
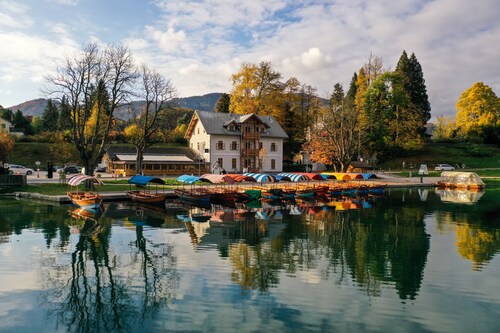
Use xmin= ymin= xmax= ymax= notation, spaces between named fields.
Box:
xmin=1 ymin=0 xmax=499 ymax=120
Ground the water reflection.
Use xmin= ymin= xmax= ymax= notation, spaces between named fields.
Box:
xmin=0 ymin=188 xmax=499 ymax=332
xmin=435 ymin=188 xmax=485 ymax=204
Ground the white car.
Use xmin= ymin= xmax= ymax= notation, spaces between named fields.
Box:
xmin=435 ymin=164 xmax=455 ymax=171
xmin=7 ymin=164 xmax=35 ymax=175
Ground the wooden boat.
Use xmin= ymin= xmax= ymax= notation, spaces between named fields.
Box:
xmin=368 ymin=184 xmax=386 ymax=194
xmin=175 ymin=188 xmax=211 ymax=204
xmin=67 ymin=175 xmax=104 ymax=209
xmin=126 ymin=190 xmax=167 ymax=204
xmin=127 ymin=175 xmax=167 ymax=205
xmin=295 ymin=186 xmax=315 ymax=198
xmin=67 ymin=191 xmax=103 ymax=209
xmin=244 ymin=189 xmax=261 ymax=200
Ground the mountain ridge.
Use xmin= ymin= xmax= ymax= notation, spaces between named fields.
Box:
xmin=5 ymin=93 xmax=223 ymax=118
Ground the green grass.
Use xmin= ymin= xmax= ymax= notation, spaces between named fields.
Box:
xmin=380 ymin=142 xmax=500 ymax=170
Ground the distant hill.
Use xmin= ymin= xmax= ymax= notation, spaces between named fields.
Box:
xmin=6 ymin=93 xmax=223 ymax=119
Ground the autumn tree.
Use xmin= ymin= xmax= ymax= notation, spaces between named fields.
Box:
xmin=45 ymin=43 xmax=137 ymax=177
xmin=213 ymin=93 xmax=230 ymax=113
xmin=124 ymin=65 xmax=176 ymax=175
xmin=432 ymin=116 xmax=456 ymax=141
xmin=456 ymin=82 xmax=499 ymax=144
xmin=303 ymin=83 xmax=359 ymax=171
xmin=0 ymin=131 xmax=15 ymax=165
xmin=229 ymin=61 xmax=285 ymax=121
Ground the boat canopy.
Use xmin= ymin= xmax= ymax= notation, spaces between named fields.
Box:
xmin=67 ymin=175 xmax=103 ymax=186
xmin=243 ymin=173 xmax=276 ymax=183
xmin=277 ymin=173 xmax=308 ymax=182
xmin=360 ymin=173 xmax=377 ymax=179
xmin=200 ymin=173 xmax=235 ymax=184
xmin=274 ymin=174 xmax=291 ymax=182
xmin=298 ymin=172 xmax=324 ymax=180
xmin=177 ymin=174 xmax=201 ymax=184
xmin=439 ymin=172 xmax=485 ymax=188
xmin=225 ymin=174 xmax=256 ymax=182
xmin=321 ymin=172 xmax=364 ymax=180
xmin=128 ymin=175 xmax=165 ymax=186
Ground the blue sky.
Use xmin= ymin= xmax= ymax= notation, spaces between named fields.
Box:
xmin=1 ymin=0 xmax=499 ymax=119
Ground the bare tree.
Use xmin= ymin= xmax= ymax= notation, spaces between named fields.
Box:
xmin=124 ymin=65 xmax=177 ymax=175
xmin=44 ymin=43 xmax=137 ymax=177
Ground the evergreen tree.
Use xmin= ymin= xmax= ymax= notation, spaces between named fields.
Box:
xmin=408 ymin=53 xmax=431 ymax=124
xmin=13 ymin=110 xmax=33 ymax=134
xmin=42 ymin=99 xmax=59 ymax=131
xmin=346 ymin=72 xmax=358 ymax=105
xmin=213 ymin=93 xmax=230 ymax=113
xmin=58 ymin=96 xmax=72 ymax=131
xmin=330 ymin=83 xmax=344 ymax=109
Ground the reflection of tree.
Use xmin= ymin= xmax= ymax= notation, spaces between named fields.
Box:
xmin=455 ymin=225 xmax=500 ymax=271
xmin=40 ymin=214 xmax=179 ymax=332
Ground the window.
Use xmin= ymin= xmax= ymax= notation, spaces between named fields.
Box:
xmin=216 ymin=141 xmax=225 ymax=150
xmin=271 ymin=142 xmax=276 ymax=152
xmin=259 ymin=142 xmax=263 ymax=150
xmin=197 ymin=142 xmax=200 ymax=151
xmin=232 ymin=158 xmax=237 ymax=169
xmin=271 ymin=159 xmax=276 ymax=170
xmin=217 ymin=158 xmax=223 ymax=168
xmin=230 ymin=141 xmax=238 ymax=150
xmin=259 ymin=126 xmax=265 ymax=133
xmin=228 ymin=124 xmax=235 ymax=131
xmin=197 ymin=128 xmax=200 ymax=134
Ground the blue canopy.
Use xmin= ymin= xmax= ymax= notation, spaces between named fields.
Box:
xmin=360 ymin=173 xmax=377 ymax=180
xmin=177 ymin=174 xmax=201 ymax=184
xmin=277 ymin=173 xmax=308 ymax=182
xmin=243 ymin=173 xmax=276 ymax=183
xmin=128 ymin=175 xmax=165 ymax=186
xmin=274 ymin=175 xmax=291 ymax=182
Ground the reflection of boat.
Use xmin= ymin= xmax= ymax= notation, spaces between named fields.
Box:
xmin=70 ymin=206 xmax=105 ymax=221
xmin=67 ymin=175 xmax=104 ymax=209
xmin=435 ymin=188 xmax=485 ymax=204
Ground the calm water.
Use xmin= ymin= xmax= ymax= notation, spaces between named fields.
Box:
xmin=0 ymin=188 xmax=499 ymax=333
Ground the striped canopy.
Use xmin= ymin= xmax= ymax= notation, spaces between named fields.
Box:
xmin=67 ymin=175 xmax=103 ymax=186
xmin=225 ymin=174 xmax=256 ymax=182
xmin=243 ymin=173 xmax=276 ymax=183
xmin=277 ymin=173 xmax=308 ymax=182
xmin=321 ymin=172 xmax=364 ymax=180
xmin=200 ymin=173 xmax=235 ymax=184
xmin=274 ymin=174 xmax=291 ymax=182
xmin=177 ymin=174 xmax=200 ymax=184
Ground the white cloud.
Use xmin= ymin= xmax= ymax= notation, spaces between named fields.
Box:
xmin=47 ymin=0 xmax=79 ymax=6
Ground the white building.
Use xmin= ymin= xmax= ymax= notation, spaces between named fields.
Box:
xmin=185 ymin=111 xmax=288 ymax=173
xmin=0 ymin=118 xmax=12 ymax=133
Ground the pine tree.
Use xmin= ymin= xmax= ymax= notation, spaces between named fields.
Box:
xmin=42 ymin=99 xmax=59 ymax=131
xmin=213 ymin=93 xmax=230 ymax=113
xmin=58 ymin=96 xmax=72 ymax=131
xmin=408 ymin=53 xmax=431 ymax=124
xmin=346 ymin=72 xmax=358 ymax=105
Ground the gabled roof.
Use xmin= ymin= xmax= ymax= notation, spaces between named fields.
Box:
xmin=185 ymin=111 xmax=288 ymax=139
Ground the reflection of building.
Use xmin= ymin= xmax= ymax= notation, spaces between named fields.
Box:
xmin=103 ymin=145 xmax=210 ymax=177
xmin=185 ymin=111 xmax=288 ymax=173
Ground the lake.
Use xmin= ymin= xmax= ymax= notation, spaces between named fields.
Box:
xmin=0 ymin=188 xmax=499 ymax=332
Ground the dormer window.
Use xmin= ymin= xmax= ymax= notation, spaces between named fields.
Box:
xmin=228 ymin=124 xmax=235 ymax=131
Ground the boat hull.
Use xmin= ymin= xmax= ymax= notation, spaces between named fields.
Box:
xmin=126 ymin=190 xmax=167 ymax=204
xmin=67 ymin=191 xmax=103 ymax=209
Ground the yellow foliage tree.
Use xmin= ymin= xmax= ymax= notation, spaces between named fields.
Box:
xmin=432 ymin=116 xmax=456 ymax=141
xmin=456 ymin=82 xmax=499 ymax=141
xmin=0 ymin=131 xmax=14 ymax=165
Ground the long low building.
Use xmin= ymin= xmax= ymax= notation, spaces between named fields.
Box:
xmin=103 ymin=146 xmax=210 ymax=177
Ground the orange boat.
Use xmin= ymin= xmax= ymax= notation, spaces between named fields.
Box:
xmin=67 ymin=175 xmax=104 ymax=209
xmin=67 ymin=191 xmax=103 ymax=209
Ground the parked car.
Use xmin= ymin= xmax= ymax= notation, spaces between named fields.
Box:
xmin=435 ymin=164 xmax=455 ymax=171
xmin=7 ymin=164 xmax=35 ymax=175
xmin=95 ymin=166 xmax=107 ymax=173
xmin=57 ymin=165 xmax=82 ymax=174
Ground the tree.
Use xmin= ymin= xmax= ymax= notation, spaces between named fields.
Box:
xmin=396 ymin=51 xmax=431 ymax=136
xmin=432 ymin=116 xmax=456 ymax=141
xmin=0 ymin=131 xmax=14 ymax=164
xmin=213 ymin=93 xmax=230 ymax=113
xmin=12 ymin=110 xmax=33 ymax=135
xmin=229 ymin=61 xmax=284 ymax=121
xmin=58 ymin=96 xmax=72 ymax=131
xmin=456 ymin=82 xmax=499 ymax=144
xmin=303 ymin=83 xmax=359 ymax=171
xmin=45 ymin=43 xmax=137 ymax=177
xmin=124 ymin=65 xmax=176 ymax=175
xmin=42 ymin=99 xmax=59 ymax=132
